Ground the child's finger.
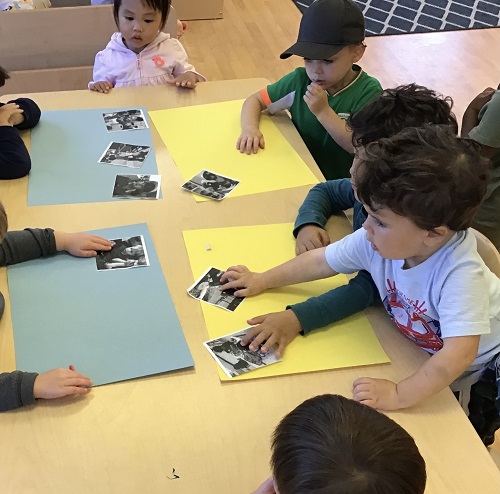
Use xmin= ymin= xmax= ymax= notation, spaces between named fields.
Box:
xmin=66 ymin=386 xmax=90 ymax=396
xmin=240 ymin=327 xmax=260 ymax=346
xmin=248 ymin=328 xmax=273 ymax=351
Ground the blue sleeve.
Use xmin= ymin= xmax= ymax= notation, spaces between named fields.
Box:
xmin=7 ymin=98 xmax=41 ymax=131
xmin=288 ymin=270 xmax=380 ymax=334
xmin=0 ymin=126 xmax=31 ymax=179
xmin=293 ymin=179 xmax=356 ymax=237
xmin=0 ymin=371 xmax=37 ymax=411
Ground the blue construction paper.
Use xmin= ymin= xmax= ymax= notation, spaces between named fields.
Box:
xmin=28 ymin=108 xmax=159 ymax=205
xmin=7 ymin=224 xmax=193 ymax=386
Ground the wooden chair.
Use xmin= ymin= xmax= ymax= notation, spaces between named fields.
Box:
xmin=472 ymin=228 xmax=500 ymax=277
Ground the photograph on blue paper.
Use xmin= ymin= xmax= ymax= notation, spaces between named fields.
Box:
xmin=7 ymin=223 xmax=193 ymax=386
xmin=29 ymin=107 xmax=159 ymax=205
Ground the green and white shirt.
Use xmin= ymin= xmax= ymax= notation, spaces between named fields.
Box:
xmin=261 ymin=66 xmax=382 ymax=180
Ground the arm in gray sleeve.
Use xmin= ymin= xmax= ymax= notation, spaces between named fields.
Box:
xmin=293 ymin=179 xmax=357 ymax=237
xmin=0 ymin=371 xmax=37 ymax=411
xmin=0 ymin=228 xmax=57 ymax=266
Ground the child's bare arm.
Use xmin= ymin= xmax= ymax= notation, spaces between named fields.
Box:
xmin=461 ymin=87 xmax=496 ymax=137
xmin=353 ymin=335 xmax=480 ymax=410
xmin=54 ymin=231 xmax=114 ymax=257
xmin=219 ymin=247 xmax=337 ymax=297
xmin=237 ymin=92 xmax=267 ymax=154
xmin=304 ymin=82 xmax=354 ymax=153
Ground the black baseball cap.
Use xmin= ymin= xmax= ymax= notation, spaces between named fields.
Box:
xmin=280 ymin=0 xmax=365 ymax=60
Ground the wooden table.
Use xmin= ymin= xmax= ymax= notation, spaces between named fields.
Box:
xmin=0 ymin=80 xmax=498 ymax=493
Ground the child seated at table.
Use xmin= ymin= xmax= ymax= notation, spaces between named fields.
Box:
xmin=221 ymin=126 xmax=500 ymax=445
xmin=89 ymin=0 xmax=205 ymax=93
xmin=236 ymin=0 xmax=382 ymax=180
xmin=252 ymin=394 xmax=426 ymax=494
xmin=0 ymin=202 xmax=114 ymax=411
xmin=461 ymin=84 xmax=500 ymax=252
xmin=0 ymin=65 xmax=41 ymax=179
xmin=290 ymin=84 xmax=458 ymax=335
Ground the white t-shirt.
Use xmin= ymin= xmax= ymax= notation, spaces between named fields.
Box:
xmin=325 ymin=228 xmax=500 ymax=369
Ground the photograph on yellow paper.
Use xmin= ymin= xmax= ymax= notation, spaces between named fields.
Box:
xmin=183 ymin=223 xmax=390 ymax=381
xmin=149 ymin=100 xmax=319 ymax=201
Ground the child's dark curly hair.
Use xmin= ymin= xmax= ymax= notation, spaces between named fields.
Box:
xmin=354 ymin=125 xmax=490 ymax=231
xmin=348 ymin=84 xmax=458 ymax=147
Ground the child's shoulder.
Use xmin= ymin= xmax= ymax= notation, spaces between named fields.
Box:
xmin=349 ymin=65 xmax=382 ymax=92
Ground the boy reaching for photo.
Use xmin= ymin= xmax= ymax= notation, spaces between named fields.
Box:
xmin=222 ymin=126 xmax=500 ymax=445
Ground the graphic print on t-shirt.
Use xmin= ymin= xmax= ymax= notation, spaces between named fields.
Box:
xmin=383 ymin=279 xmax=443 ymax=352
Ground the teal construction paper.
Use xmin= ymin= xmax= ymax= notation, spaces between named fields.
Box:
xmin=28 ymin=108 xmax=159 ymax=205
xmin=7 ymin=224 xmax=193 ymax=386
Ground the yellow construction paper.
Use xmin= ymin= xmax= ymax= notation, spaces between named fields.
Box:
xmin=183 ymin=223 xmax=390 ymax=381
xmin=149 ymin=100 xmax=319 ymax=201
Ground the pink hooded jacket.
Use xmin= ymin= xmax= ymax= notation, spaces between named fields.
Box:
xmin=90 ymin=31 xmax=206 ymax=88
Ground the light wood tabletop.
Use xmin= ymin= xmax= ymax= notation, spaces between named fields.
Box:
xmin=0 ymin=80 xmax=498 ymax=493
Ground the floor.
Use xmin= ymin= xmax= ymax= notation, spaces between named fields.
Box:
xmin=180 ymin=0 xmax=500 ymax=466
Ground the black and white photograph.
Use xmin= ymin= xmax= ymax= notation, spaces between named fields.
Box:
xmin=98 ymin=142 xmax=151 ymax=168
xmin=96 ymin=235 xmax=150 ymax=271
xmin=102 ymin=109 xmax=149 ymax=132
xmin=112 ymin=174 xmax=161 ymax=199
xmin=181 ymin=169 xmax=239 ymax=201
xmin=204 ymin=328 xmax=282 ymax=378
xmin=187 ymin=266 xmax=244 ymax=312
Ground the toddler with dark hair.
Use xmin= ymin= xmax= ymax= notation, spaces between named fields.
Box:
xmin=222 ymin=126 xmax=500 ymax=445
xmin=253 ymin=394 xmax=426 ymax=494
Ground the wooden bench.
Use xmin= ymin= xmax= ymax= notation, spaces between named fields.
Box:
xmin=0 ymin=5 xmax=179 ymax=95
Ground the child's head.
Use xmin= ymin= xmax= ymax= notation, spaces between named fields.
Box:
xmin=353 ymin=125 xmax=489 ymax=255
xmin=348 ymin=84 xmax=458 ymax=148
xmin=280 ymin=0 xmax=366 ymax=92
xmin=271 ymin=394 xmax=426 ymax=494
xmin=0 ymin=66 xmax=9 ymax=88
xmin=113 ymin=0 xmax=171 ymax=53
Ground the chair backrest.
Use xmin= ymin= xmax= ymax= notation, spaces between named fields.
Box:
xmin=472 ymin=228 xmax=500 ymax=278
xmin=0 ymin=5 xmax=178 ymax=71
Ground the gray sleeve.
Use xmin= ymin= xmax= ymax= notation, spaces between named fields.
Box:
xmin=468 ymin=91 xmax=500 ymax=148
xmin=0 ymin=228 xmax=57 ymax=266
xmin=0 ymin=371 xmax=37 ymax=411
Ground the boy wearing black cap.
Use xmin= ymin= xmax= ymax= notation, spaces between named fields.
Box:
xmin=236 ymin=0 xmax=382 ymax=180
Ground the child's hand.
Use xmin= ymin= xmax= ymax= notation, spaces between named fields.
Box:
xmin=168 ymin=71 xmax=199 ymax=88
xmin=33 ymin=368 xmax=93 ymax=399
xmin=295 ymin=225 xmax=330 ymax=255
xmin=219 ymin=265 xmax=267 ymax=297
xmin=236 ymin=128 xmax=265 ymax=154
xmin=352 ymin=377 xmax=401 ymax=411
xmin=304 ymin=82 xmax=329 ymax=116
xmin=241 ymin=310 xmax=302 ymax=357
xmin=89 ymin=81 xmax=113 ymax=93
xmin=0 ymin=103 xmax=23 ymax=127
xmin=54 ymin=231 xmax=114 ymax=257
xmin=252 ymin=477 xmax=277 ymax=494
